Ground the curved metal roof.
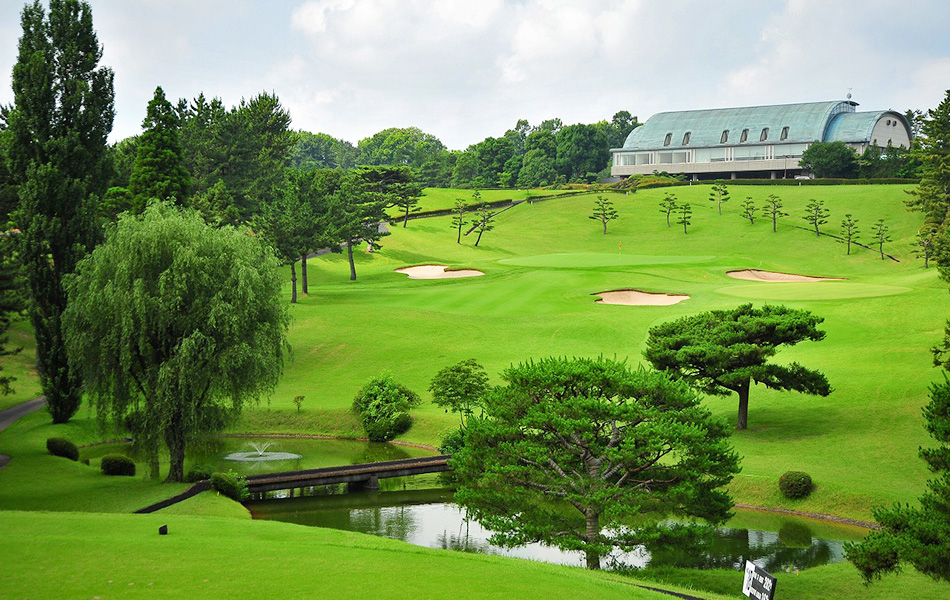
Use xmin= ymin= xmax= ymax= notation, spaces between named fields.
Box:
xmin=620 ymin=101 xmax=857 ymax=150
xmin=823 ymin=111 xmax=909 ymax=144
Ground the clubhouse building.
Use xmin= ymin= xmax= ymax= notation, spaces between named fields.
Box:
xmin=610 ymin=100 xmax=912 ymax=180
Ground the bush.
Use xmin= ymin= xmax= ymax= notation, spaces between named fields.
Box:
xmin=100 ymin=454 xmax=136 ymax=476
xmin=185 ymin=464 xmax=214 ymax=483
xmin=352 ymin=373 xmax=421 ymax=442
xmin=438 ymin=428 xmax=465 ymax=454
xmin=210 ymin=470 xmax=249 ymax=501
xmin=779 ymin=471 xmax=814 ymax=499
xmin=46 ymin=437 xmax=79 ymax=461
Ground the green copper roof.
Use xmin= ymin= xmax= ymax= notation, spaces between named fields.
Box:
xmin=620 ymin=101 xmax=857 ymax=150
xmin=823 ymin=111 xmax=907 ymax=144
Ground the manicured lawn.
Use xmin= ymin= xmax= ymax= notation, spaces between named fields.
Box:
xmin=2 ymin=183 xmax=949 ymax=599
xmin=0 ymin=320 xmax=42 ymax=413
xmin=254 ymin=183 xmax=945 ymax=523
xmin=0 ymin=510 xmax=733 ymax=600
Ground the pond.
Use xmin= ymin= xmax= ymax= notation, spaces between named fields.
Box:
xmin=78 ymin=436 xmax=436 ymax=477
xmin=246 ymin=482 xmax=870 ymax=573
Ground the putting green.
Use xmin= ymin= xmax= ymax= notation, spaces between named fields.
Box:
xmin=499 ymin=252 xmax=717 ymax=268
xmin=717 ymin=282 xmax=911 ymax=300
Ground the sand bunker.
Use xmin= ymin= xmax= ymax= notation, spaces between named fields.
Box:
xmin=726 ymin=269 xmax=844 ymax=283
xmin=395 ymin=265 xmax=484 ymax=279
xmin=594 ymin=289 xmax=690 ymax=306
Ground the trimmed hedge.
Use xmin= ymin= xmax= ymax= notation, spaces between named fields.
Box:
xmin=779 ymin=471 xmax=814 ymax=499
xmin=185 ymin=464 xmax=214 ymax=483
xmin=210 ymin=470 xmax=249 ymax=501
xmin=100 ymin=454 xmax=136 ymax=476
xmin=46 ymin=437 xmax=79 ymax=461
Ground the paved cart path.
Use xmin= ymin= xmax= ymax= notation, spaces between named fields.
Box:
xmin=0 ymin=397 xmax=46 ymax=469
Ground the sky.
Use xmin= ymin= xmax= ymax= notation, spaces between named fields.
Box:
xmin=1 ymin=0 xmax=949 ymax=151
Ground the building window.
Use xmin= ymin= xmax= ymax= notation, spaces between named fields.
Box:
xmin=740 ymin=129 xmax=749 ymax=143
xmin=664 ymin=133 xmax=672 ymax=146
xmin=721 ymin=130 xmax=729 ymax=143
xmin=760 ymin=128 xmax=769 ymax=141
xmin=780 ymin=126 xmax=789 ymax=141
xmin=886 ymin=119 xmax=892 ymax=126
xmin=682 ymin=132 xmax=691 ymax=145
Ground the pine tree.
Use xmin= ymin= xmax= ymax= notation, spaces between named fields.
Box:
xmin=740 ymin=197 xmax=758 ymax=224
xmin=840 ymin=214 xmax=860 ymax=255
xmin=708 ymin=181 xmax=729 ymax=215
xmin=589 ymin=195 xmax=618 ymax=234
xmin=764 ymin=194 xmax=788 ymax=233
xmin=7 ymin=0 xmax=114 ymax=423
xmin=129 ymin=86 xmax=190 ymax=210
xmin=450 ymin=198 xmax=467 ymax=244
xmin=803 ymin=199 xmax=830 ymax=237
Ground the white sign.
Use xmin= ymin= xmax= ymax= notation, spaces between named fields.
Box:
xmin=742 ymin=560 xmax=776 ymax=600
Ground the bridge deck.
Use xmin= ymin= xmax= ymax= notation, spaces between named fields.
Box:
xmin=244 ymin=454 xmax=451 ymax=493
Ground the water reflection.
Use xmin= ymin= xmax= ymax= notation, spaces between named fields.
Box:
xmin=247 ymin=486 xmax=856 ymax=572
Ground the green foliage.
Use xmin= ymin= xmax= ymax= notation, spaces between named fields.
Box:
xmin=589 ymin=195 xmax=618 ymax=234
xmin=129 ymin=86 xmax=191 ymax=210
xmin=659 ymin=193 xmax=678 ymax=227
xmin=351 ymin=373 xmax=421 ymax=442
xmin=764 ymin=194 xmax=788 ymax=232
xmin=555 ymin=124 xmax=609 ymax=183
xmin=428 ymin=358 xmax=490 ymax=426
xmin=62 ymin=202 xmax=290 ymax=481
xmin=210 ymin=469 xmax=249 ymax=501
xmin=846 ymin=377 xmax=950 ymax=583
xmin=740 ymin=197 xmax=757 ymax=224
xmin=290 ymin=130 xmax=355 ymax=170
xmin=677 ymin=202 xmax=692 ymax=233
xmin=8 ymin=0 xmax=114 ymax=424
xmin=870 ymin=219 xmax=892 ymax=259
xmin=800 ymin=142 xmax=859 ymax=178
xmin=453 ymin=356 xmax=739 ymax=570
xmin=438 ymin=427 xmax=466 ymax=454
xmin=644 ymin=303 xmax=831 ymax=430
xmin=473 ymin=201 xmax=495 ymax=247
xmin=185 ymin=464 xmax=214 ymax=483
xmin=840 ymin=214 xmax=860 ymax=255
xmin=293 ymin=395 xmax=305 ymax=413
xmin=709 ymin=181 xmax=730 ymax=215
xmin=449 ymin=198 xmax=467 ymax=244
xmin=100 ymin=454 xmax=135 ymax=476
xmin=905 ymin=90 xmax=950 ymax=238
xmin=0 ymin=239 xmax=24 ymax=396
xmin=45 ymin=437 xmax=79 ymax=461
xmin=779 ymin=471 xmax=814 ymax=499
xmin=913 ymin=226 xmax=937 ymax=268
xmin=803 ymin=199 xmax=830 ymax=236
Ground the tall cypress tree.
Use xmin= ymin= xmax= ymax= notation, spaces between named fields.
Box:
xmin=7 ymin=0 xmax=114 ymax=423
xmin=129 ymin=86 xmax=190 ymax=210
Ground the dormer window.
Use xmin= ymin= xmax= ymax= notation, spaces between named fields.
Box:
xmin=664 ymin=133 xmax=672 ymax=146
xmin=682 ymin=132 xmax=691 ymax=145
xmin=721 ymin=130 xmax=729 ymax=143
xmin=760 ymin=128 xmax=769 ymax=141
xmin=780 ymin=126 xmax=789 ymax=141
xmin=740 ymin=129 xmax=749 ymax=143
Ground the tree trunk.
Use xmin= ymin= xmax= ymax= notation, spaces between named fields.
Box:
xmin=290 ymin=262 xmax=297 ymax=304
xmin=772 ymin=216 xmax=777 ymax=233
xmin=736 ymin=378 xmax=751 ymax=430
xmin=301 ymin=253 xmax=308 ymax=295
xmin=347 ymin=243 xmax=357 ymax=280
xmin=475 ymin=229 xmax=484 ymax=247
xmin=164 ymin=411 xmax=186 ymax=483
xmin=602 ymin=221 xmax=607 ymax=234
xmin=149 ymin=450 xmax=160 ymax=480
xmin=585 ymin=512 xmax=601 ymax=570
xmin=683 ymin=220 xmax=688 ymax=234
xmin=403 ymin=206 xmax=409 ymax=227
xmin=457 ymin=223 xmax=462 ymax=244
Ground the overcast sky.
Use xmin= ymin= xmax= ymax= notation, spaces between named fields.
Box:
xmin=1 ymin=0 xmax=949 ymax=150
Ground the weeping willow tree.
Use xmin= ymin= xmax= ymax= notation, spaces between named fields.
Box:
xmin=63 ymin=202 xmax=289 ymax=482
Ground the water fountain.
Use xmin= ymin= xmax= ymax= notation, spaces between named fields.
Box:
xmin=224 ymin=440 xmax=302 ymax=462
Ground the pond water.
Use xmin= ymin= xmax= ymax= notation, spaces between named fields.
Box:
xmin=78 ymin=436 xmax=435 ymax=476
xmin=247 ymin=481 xmax=870 ymax=573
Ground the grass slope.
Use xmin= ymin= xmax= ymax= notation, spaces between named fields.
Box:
xmin=0 ymin=510 xmax=731 ymax=600
xmin=254 ymin=184 xmax=946 ymax=522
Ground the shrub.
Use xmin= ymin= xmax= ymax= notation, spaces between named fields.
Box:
xmin=185 ymin=464 xmax=214 ymax=483
xmin=46 ymin=437 xmax=79 ymax=461
xmin=352 ymin=373 xmax=421 ymax=442
xmin=438 ymin=428 xmax=465 ymax=454
xmin=100 ymin=454 xmax=136 ymax=476
xmin=211 ymin=470 xmax=249 ymax=501
xmin=779 ymin=471 xmax=814 ymax=499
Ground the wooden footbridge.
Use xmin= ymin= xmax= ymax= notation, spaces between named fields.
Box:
xmin=244 ymin=454 xmax=451 ymax=494
xmin=135 ymin=454 xmax=451 ymax=513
